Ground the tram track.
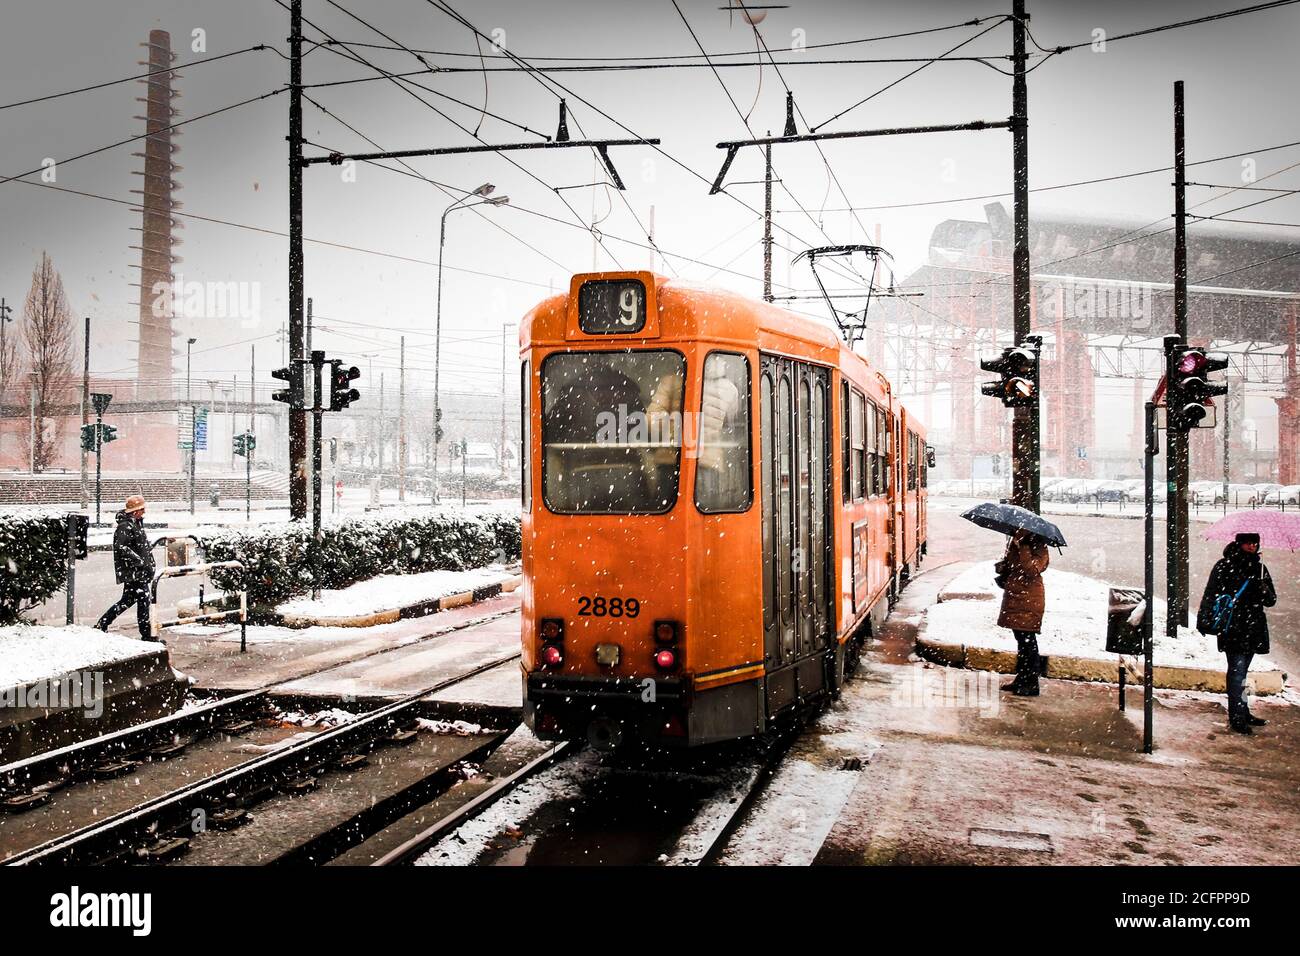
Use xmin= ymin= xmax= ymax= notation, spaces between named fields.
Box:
xmin=387 ymin=728 xmax=799 ymax=867
xmin=1 ymin=605 xmax=522 ymax=866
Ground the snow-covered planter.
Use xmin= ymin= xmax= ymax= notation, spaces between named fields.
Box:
xmin=0 ymin=511 xmax=70 ymax=624
xmin=201 ymin=508 xmax=521 ymax=615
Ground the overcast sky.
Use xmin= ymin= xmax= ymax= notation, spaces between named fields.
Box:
xmin=2 ymin=0 xmax=1298 ymax=407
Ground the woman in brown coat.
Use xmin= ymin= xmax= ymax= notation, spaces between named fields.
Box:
xmin=996 ymin=530 xmax=1050 ymax=695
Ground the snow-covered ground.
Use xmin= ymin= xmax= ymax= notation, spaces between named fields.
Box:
xmin=0 ymin=624 xmax=157 ymax=687
xmin=277 ymin=566 xmax=515 ymax=619
xmin=927 ymin=561 xmax=1278 ymax=673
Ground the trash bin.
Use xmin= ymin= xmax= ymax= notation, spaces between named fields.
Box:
xmin=210 ymin=483 xmax=220 ymax=508
xmin=1105 ymin=587 xmax=1146 ymax=655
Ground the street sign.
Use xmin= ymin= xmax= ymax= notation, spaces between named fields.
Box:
xmin=91 ymin=392 xmax=113 ymax=415
xmin=178 ymin=406 xmax=209 ymax=450
xmin=1077 ymin=447 xmax=1087 ymax=460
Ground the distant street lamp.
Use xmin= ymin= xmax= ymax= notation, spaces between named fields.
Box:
xmin=431 ymin=185 xmax=510 ymax=503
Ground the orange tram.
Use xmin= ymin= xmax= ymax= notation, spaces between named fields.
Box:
xmin=519 ymin=271 xmax=931 ymax=750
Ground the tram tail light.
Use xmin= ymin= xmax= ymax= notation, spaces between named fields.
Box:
xmin=541 ymin=644 xmax=564 ymax=667
xmin=654 ymin=648 xmax=677 ymax=671
xmin=653 ymin=620 xmax=678 ymax=645
xmin=540 ymin=618 xmax=564 ymax=641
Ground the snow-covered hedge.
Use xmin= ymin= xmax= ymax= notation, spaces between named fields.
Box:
xmin=201 ymin=508 xmax=521 ymax=613
xmin=0 ymin=511 xmax=70 ymax=625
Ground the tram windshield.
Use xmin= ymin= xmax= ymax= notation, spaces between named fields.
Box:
xmin=542 ymin=350 xmax=686 ymax=514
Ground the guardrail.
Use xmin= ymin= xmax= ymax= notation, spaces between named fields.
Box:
xmin=149 ymin=558 xmax=248 ymax=652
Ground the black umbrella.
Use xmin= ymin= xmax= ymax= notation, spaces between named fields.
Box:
xmin=960 ymin=501 xmax=1068 ymax=547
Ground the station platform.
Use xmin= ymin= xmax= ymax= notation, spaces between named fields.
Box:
xmin=0 ymin=626 xmax=188 ymax=763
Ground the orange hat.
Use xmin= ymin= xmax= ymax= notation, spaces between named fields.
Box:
xmin=125 ymin=495 xmax=146 ymax=513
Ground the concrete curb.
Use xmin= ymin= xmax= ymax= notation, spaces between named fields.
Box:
xmin=915 ymin=634 xmax=1286 ymax=696
xmin=173 ymin=573 xmax=521 ymax=629
xmin=274 ymin=573 xmax=522 ymax=629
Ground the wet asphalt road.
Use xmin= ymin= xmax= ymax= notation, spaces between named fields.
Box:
xmin=927 ymin=498 xmax=1299 ymax=679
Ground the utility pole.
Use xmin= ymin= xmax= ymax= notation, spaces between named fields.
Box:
xmin=305 ymin=297 xmax=314 ymax=514
xmin=500 ymin=324 xmax=513 ymax=473
xmin=287 ymin=0 xmax=308 ymax=520
xmin=398 ymin=335 xmax=406 ymax=502
xmin=763 ymin=138 xmax=774 ymax=303
xmin=1010 ymin=0 xmax=1039 ymax=513
xmin=80 ymin=316 xmax=90 ymax=510
xmin=1169 ymin=80 xmax=1191 ymax=632
xmin=249 ymin=343 xmax=256 ymax=522
xmin=0 ymin=298 xmax=11 ymax=464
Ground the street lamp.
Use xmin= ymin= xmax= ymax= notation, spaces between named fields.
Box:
xmin=431 ymin=186 xmax=510 ymax=503
xmin=187 ymin=337 xmax=197 ymax=513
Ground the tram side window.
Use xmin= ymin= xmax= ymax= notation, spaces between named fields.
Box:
xmin=877 ymin=407 xmax=890 ymax=495
xmin=841 ymin=382 xmax=850 ymax=503
xmin=696 ymin=352 xmax=752 ymax=513
xmin=850 ymin=389 xmax=866 ymax=501
xmin=520 ymin=359 xmax=530 ymax=510
xmin=541 ymin=350 xmax=686 ymax=514
xmin=907 ymin=431 xmax=919 ymax=491
xmin=866 ymin=399 xmax=878 ymax=496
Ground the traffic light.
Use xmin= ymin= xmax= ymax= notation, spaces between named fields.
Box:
xmin=67 ymin=513 xmax=89 ymax=559
xmin=329 ymin=360 xmax=361 ymax=411
xmin=1167 ymin=346 xmax=1229 ymax=431
xmin=82 ymin=423 xmax=118 ymax=450
xmin=234 ymin=434 xmax=246 ymax=457
xmin=980 ymin=343 xmax=1038 ymax=408
xmin=271 ymin=364 xmax=303 ymax=407
xmin=435 ymin=406 xmax=444 ymax=445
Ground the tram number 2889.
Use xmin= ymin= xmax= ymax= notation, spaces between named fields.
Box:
xmin=576 ymin=595 xmax=641 ymax=618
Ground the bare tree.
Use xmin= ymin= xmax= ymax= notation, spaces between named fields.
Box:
xmin=22 ymin=252 xmax=75 ymax=472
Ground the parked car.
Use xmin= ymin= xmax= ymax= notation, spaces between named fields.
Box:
xmin=1223 ymin=483 xmax=1260 ymax=507
xmin=1093 ymin=480 xmax=1128 ymax=503
xmin=1263 ymin=484 xmax=1300 ymax=507
xmin=1252 ymin=482 xmax=1282 ymax=502
xmin=1189 ymin=480 xmax=1220 ymax=506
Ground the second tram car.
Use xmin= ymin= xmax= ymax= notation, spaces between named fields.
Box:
xmin=520 ymin=271 xmax=930 ymax=750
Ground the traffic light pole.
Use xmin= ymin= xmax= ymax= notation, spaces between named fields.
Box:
xmin=1169 ymin=81 xmax=1191 ymax=633
xmin=1010 ymin=0 xmax=1039 ymax=514
xmin=311 ymin=352 xmax=324 ymax=539
xmin=1143 ymin=400 xmax=1157 ymax=753
xmin=94 ymin=406 xmax=104 ymax=525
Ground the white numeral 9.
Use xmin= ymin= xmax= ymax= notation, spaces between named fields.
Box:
xmin=618 ymin=287 xmax=638 ymax=325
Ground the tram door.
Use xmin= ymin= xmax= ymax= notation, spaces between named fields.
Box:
xmin=759 ymin=355 xmax=832 ymax=715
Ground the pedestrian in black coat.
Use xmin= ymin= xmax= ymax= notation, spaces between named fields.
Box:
xmin=1196 ymin=532 xmax=1276 ymax=734
xmin=95 ymin=495 xmax=157 ymax=640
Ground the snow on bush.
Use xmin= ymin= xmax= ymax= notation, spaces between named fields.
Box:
xmin=201 ymin=507 xmax=521 ymax=614
xmin=0 ymin=510 xmax=73 ymax=624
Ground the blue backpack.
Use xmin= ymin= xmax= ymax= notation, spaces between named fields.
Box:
xmin=1211 ymin=579 xmax=1250 ymax=634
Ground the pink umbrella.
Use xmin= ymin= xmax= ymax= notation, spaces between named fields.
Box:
xmin=1203 ymin=510 xmax=1300 ymax=551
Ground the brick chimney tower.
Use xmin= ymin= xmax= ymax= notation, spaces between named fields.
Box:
xmin=129 ymin=29 xmax=182 ymax=400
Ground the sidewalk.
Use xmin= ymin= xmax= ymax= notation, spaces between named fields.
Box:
xmin=920 ymin=561 xmax=1286 ymax=695
xmin=811 ymin=562 xmax=1300 ymax=865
